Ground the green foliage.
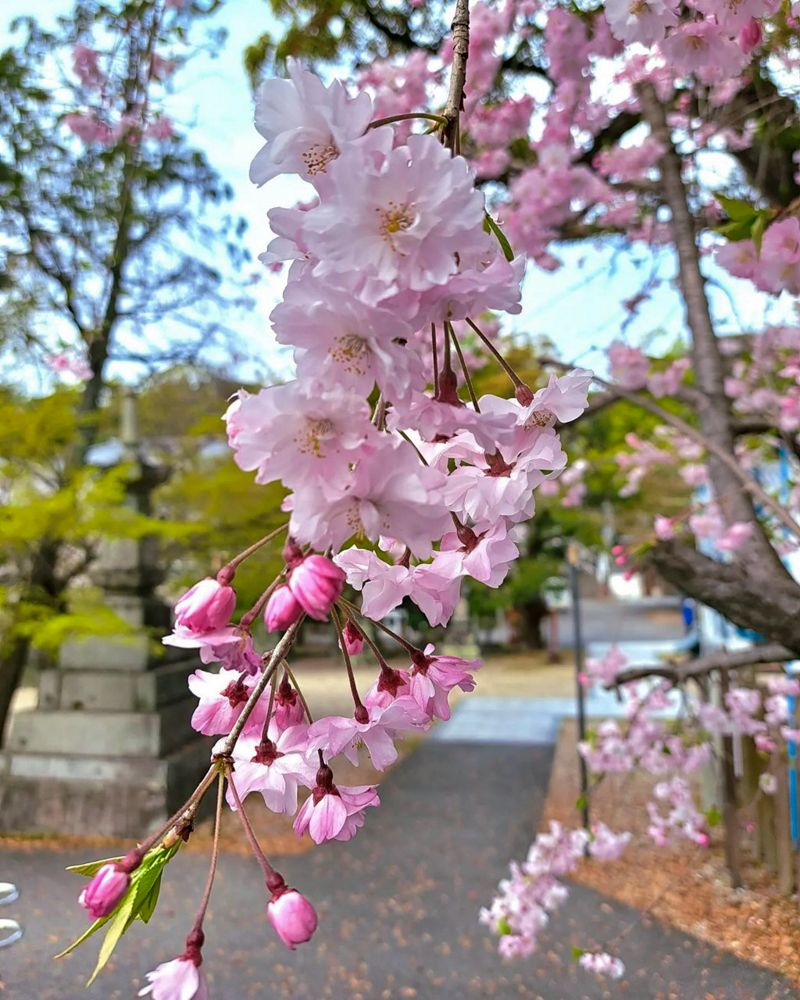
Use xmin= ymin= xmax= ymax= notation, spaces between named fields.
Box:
xmin=57 ymin=839 xmax=183 ymax=984
xmin=714 ymin=194 xmax=774 ymax=249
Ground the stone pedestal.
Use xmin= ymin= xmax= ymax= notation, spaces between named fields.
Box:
xmin=0 ymin=410 xmax=211 ymax=838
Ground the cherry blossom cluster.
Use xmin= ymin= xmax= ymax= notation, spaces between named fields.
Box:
xmin=481 ymin=820 xmax=629 ymax=964
xmin=64 ymin=10 xmax=182 ymax=147
xmin=580 ymin=645 xmax=799 ymax=844
xmin=67 ymin=56 xmax=592 ymax=998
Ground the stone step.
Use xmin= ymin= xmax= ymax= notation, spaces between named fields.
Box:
xmin=39 ymin=659 xmax=198 ymax=712
xmin=7 ymin=697 xmax=199 ymax=758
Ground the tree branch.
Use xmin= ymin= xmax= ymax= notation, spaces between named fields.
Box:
xmin=611 ymin=642 xmax=792 ymax=688
xmin=646 ymin=539 xmax=800 ymax=654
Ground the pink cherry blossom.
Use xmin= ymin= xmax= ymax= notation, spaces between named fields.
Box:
xmin=604 ymin=0 xmax=679 ymax=44
xmin=188 ymin=667 xmax=265 ymax=737
xmin=438 ymin=520 xmax=519 ymax=588
xmin=288 ymin=437 xmax=451 ymax=558
xmin=221 ymin=725 xmax=315 ymax=815
xmin=305 ymin=133 xmax=489 ymax=292
xmin=579 ymin=952 xmax=625 ymax=979
xmin=250 ymin=57 xmax=373 ymax=187
xmin=72 ymin=44 xmax=104 ymax=88
xmin=225 ymin=381 xmax=377 ymax=490
xmin=264 ymin=586 xmax=304 ymax=632
xmin=293 ymin=765 xmax=380 ymax=843
xmin=409 ymin=645 xmax=481 ymax=721
xmin=138 ymin=957 xmax=208 ymax=1000
xmin=307 ymin=699 xmax=427 ymax=771
xmin=79 ymin=863 xmax=129 ymax=919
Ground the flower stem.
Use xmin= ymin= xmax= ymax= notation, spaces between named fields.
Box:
xmin=190 ymin=771 xmax=225 ymax=935
xmin=367 ymin=112 xmax=448 ymax=130
xmin=280 ymin=659 xmax=314 ymax=724
xmin=227 ymin=774 xmax=279 ymax=882
xmin=331 ymin=604 xmax=364 ymax=711
xmin=431 ymin=324 xmax=439 ymax=397
xmin=464 ymin=317 xmax=528 ymax=391
xmin=260 ymin=669 xmax=279 ymax=745
xmin=446 ymin=321 xmax=480 ymax=411
xmin=217 ymin=522 xmax=289 ymax=585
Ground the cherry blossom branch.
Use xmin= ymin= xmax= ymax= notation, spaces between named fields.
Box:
xmin=610 ymin=643 xmax=792 ymax=688
xmin=338 ymin=596 xmax=417 ymax=654
xmin=442 ymin=0 xmax=470 ymax=153
xmin=219 ymin=619 xmax=304 ymax=756
xmin=541 ymin=357 xmax=800 ymax=541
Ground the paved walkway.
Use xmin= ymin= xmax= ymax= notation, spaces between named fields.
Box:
xmin=2 ymin=738 xmax=797 ymax=999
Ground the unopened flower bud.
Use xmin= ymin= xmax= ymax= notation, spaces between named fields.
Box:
xmin=79 ymin=862 xmax=130 ymax=919
xmin=288 ymin=555 xmax=345 ymax=621
xmin=268 ymin=888 xmax=318 ymax=950
xmin=341 ymin=620 xmax=364 ymax=656
xmin=738 ymin=17 xmax=761 ymax=53
xmin=264 ymin=585 xmax=303 ymax=632
xmin=514 ymin=383 xmax=534 ymax=407
xmin=174 ymin=578 xmax=236 ymax=633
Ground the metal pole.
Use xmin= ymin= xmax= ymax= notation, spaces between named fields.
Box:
xmin=568 ymin=543 xmax=590 ymax=834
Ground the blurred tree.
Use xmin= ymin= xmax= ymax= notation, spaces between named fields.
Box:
xmin=0 ymin=0 xmax=251 ymax=743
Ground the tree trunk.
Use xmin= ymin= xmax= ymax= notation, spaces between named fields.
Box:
xmin=0 ymin=637 xmax=31 ymax=748
xmin=518 ymin=596 xmax=548 ymax=649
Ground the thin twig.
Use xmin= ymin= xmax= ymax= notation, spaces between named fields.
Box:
xmin=218 ymin=521 xmax=289 ymax=583
xmin=331 ymin=605 xmax=363 ymax=711
xmin=190 ymin=772 xmax=225 ymax=933
xmin=447 ymin=321 xmax=480 ymax=411
xmin=465 ymin=317 xmax=526 ymax=391
xmin=281 ymin=659 xmax=314 ymax=724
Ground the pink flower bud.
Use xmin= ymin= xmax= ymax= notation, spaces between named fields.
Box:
xmin=174 ymin=578 xmax=236 ymax=633
xmin=264 ymin=586 xmax=303 ymax=632
xmin=268 ymin=889 xmax=318 ymax=950
xmin=738 ymin=17 xmax=761 ymax=53
xmin=614 ymin=555 xmax=627 ymax=566
xmin=288 ymin=555 xmax=345 ymax=621
xmin=79 ymin=862 xmax=130 ymax=919
xmin=514 ymin=383 xmax=534 ymax=407
xmin=611 ymin=545 xmax=625 ymax=556
xmin=341 ymin=620 xmax=364 ymax=656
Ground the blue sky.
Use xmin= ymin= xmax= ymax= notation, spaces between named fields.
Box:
xmin=3 ymin=0 xmax=782 ymax=387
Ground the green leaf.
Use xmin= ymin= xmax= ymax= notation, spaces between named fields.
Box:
xmin=66 ymin=856 xmax=123 ymax=878
xmin=56 ymin=840 xmax=183 ymax=976
xmin=716 ymin=194 xmax=756 ymax=222
xmin=575 ymin=794 xmax=588 ymax=812
xmin=137 ymin=872 xmax=162 ymax=924
xmin=87 ymin=887 xmax=140 ymax=986
xmin=484 ymin=212 xmax=515 ymax=262
xmin=752 ymin=211 xmax=769 ymax=252
xmin=705 ymin=805 xmax=721 ymax=828
xmin=571 ymin=945 xmax=586 ymax=963
xmin=496 ymin=916 xmax=512 ymax=936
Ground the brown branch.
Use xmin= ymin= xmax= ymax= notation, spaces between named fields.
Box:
xmin=442 ymin=0 xmax=470 ymax=153
xmin=611 ymin=642 xmax=792 ymax=688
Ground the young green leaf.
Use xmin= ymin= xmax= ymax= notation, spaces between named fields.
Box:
xmin=66 ymin=856 xmax=124 ymax=878
xmin=484 ymin=212 xmax=515 ymax=262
